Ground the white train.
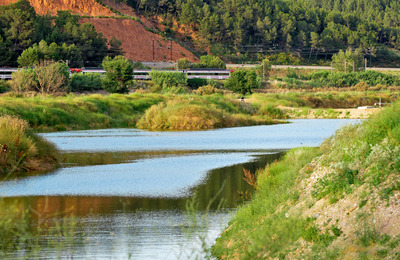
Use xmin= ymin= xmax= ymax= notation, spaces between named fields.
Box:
xmin=0 ymin=68 xmax=231 ymax=80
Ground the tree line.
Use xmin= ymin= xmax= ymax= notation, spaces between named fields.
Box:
xmin=0 ymin=0 xmax=123 ymax=67
xmin=116 ymin=0 xmax=400 ymax=61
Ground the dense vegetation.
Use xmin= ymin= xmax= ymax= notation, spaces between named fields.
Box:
xmin=0 ymin=115 xmax=58 ymax=174
xmin=277 ymin=69 xmax=400 ymax=89
xmin=213 ymin=102 xmax=400 ymax=259
xmin=0 ymin=93 xmax=278 ymax=131
xmin=0 ymin=0 xmax=123 ymax=67
xmin=115 ymin=0 xmax=400 ymax=63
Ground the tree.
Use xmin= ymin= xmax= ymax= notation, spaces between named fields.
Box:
xmin=2 ymin=8 xmax=35 ymax=52
xmin=107 ymin=37 xmax=125 ymax=58
xmin=332 ymin=48 xmax=365 ymax=72
xmin=9 ymin=61 xmax=69 ymax=94
xmin=199 ymin=55 xmax=226 ymax=68
xmin=256 ymin=57 xmax=272 ymax=81
xmin=177 ymin=58 xmax=191 ymax=69
xmin=34 ymin=61 xmax=70 ymax=94
xmin=224 ymin=69 xmax=260 ymax=95
xmin=17 ymin=40 xmax=83 ymax=67
xmin=101 ymin=56 xmax=133 ymax=93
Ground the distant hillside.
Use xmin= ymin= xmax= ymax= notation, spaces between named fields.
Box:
xmin=119 ymin=0 xmax=400 ymax=64
xmin=0 ymin=0 xmax=114 ymax=16
xmin=81 ymin=17 xmax=198 ymax=62
xmin=0 ymin=0 xmax=198 ymax=66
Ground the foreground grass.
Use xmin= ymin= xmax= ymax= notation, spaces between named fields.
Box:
xmin=212 ymin=147 xmax=321 ymax=258
xmin=0 ymin=115 xmax=58 ymax=174
xmin=213 ymin=102 xmax=400 ymax=259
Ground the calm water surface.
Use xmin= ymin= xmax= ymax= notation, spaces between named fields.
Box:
xmin=0 ymin=119 xmax=360 ymax=259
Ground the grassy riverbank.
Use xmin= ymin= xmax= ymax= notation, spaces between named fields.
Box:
xmin=0 ymin=91 xmax=395 ymax=132
xmin=212 ymin=102 xmax=400 ymax=259
xmin=0 ymin=115 xmax=58 ymax=175
xmin=0 ymin=93 xmax=278 ymax=132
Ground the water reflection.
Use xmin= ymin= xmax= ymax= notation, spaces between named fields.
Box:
xmin=0 ymin=119 xmax=360 ymax=259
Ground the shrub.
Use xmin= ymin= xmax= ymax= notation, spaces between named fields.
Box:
xmin=9 ymin=61 xmax=70 ymax=94
xmin=355 ymin=81 xmax=369 ymax=91
xmin=0 ymin=80 xmax=10 ymax=93
xmin=286 ymin=68 xmax=299 ymax=79
xmin=149 ymin=70 xmax=187 ymax=88
xmin=258 ymin=104 xmax=287 ymax=119
xmin=102 ymin=56 xmax=133 ymax=93
xmin=9 ymin=69 xmax=37 ymax=93
xmin=256 ymin=57 xmax=272 ymax=80
xmin=224 ymin=69 xmax=261 ymax=95
xmin=34 ymin=61 xmax=70 ymax=94
xmin=199 ymin=55 xmax=226 ymax=69
xmin=70 ymin=73 xmax=102 ymax=92
xmin=332 ymin=48 xmax=365 ymax=72
xmin=137 ymin=101 xmax=226 ymax=130
xmin=0 ymin=115 xmax=58 ymax=174
xmin=193 ymin=85 xmax=223 ymax=95
xmin=177 ymin=58 xmax=191 ymax=69
xmin=187 ymin=78 xmax=208 ymax=89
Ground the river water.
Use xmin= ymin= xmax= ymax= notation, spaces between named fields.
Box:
xmin=0 ymin=119 xmax=360 ymax=259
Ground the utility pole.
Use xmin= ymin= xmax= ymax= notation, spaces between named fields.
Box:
xmin=262 ymin=61 xmax=265 ymax=82
xmin=170 ymin=40 xmax=173 ymax=62
xmin=152 ymin=40 xmax=155 ymax=61
xmin=344 ymin=58 xmax=347 ymax=73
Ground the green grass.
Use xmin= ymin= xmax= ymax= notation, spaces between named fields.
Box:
xmin=0 ymin=115 xmax=58 ymax=174
xmin=0 ymin=93 xmax=165 ymax=131
xmin=137 ymin=96 xmax=274 ymax=130
xmin=0 ymin=93 xmax=280 ymax=132
xmin=212 ymin=147 xmax=321 ymax=259
xmin=251 ymin=91 xmax=399 ymax=109
xmin=213 ymin=102 xmax=400 ymax=259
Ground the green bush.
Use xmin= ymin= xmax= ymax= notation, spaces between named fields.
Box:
xmin=149 ymin=70 xmax=187 ymax=88
xmin=332 ymin=48 xmax=364 ymax=72
xmin=70 ymin=73 xmax=102 ymax=92
xmin=224 ymin=69 xmax=261 ymax=95
xmin=0 ymin=115 xmax=58 ymax=174
xmin=0 ymin=80 xmax=10 ymax=93
xmin=198 ymin=55 xmax=226 ymax=69
xmin=304 ymin=70 xmax=400 ymax=88
xmin=286 ymin=68 xmax=299 ymax=79
xmin=187 ymin=78 xmax=208 ymax=89
xmin=193 ymin=85 xmax=223 ymax=95
xmin=9 ymin=69 xmax=37 ymax=93
xmin=102 ymin=56 xmax=133 ymax=93
xmin=177 ymin=58 xmax=191 ymax=69
xmin=258 ymin=104 xmax=287 ymax=119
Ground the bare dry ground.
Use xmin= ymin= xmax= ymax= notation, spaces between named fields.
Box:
xmin=81 ymin=17 xmax=198 ymax=62
xmin=0 ymin=0 xmax=114 ymax=16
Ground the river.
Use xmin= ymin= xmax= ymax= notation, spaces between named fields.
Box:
xmin=0 ymin=119 xmax=360 ymax=259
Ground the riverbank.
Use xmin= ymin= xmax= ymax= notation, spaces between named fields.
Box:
xmin=0 ymin=91 xmax=392 ymax=132
xmin=0 ymin=93 xmax=278 ymax=132
xmin=212 ymin=102 xmax=400 ymax=258
xmin=0 ymin=115 xmax=58 ymax=175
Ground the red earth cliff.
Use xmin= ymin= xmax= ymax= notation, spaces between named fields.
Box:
xmin=0 ymin=0 xmax=198 ymax=62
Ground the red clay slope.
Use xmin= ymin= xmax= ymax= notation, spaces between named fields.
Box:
xmin=81 ymin=17 xmax=198 ymax=62
xmin=0 ymin=0 xmax=114 ymax=16
xmin=0 ymin=0 xmax=197 ymax=62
